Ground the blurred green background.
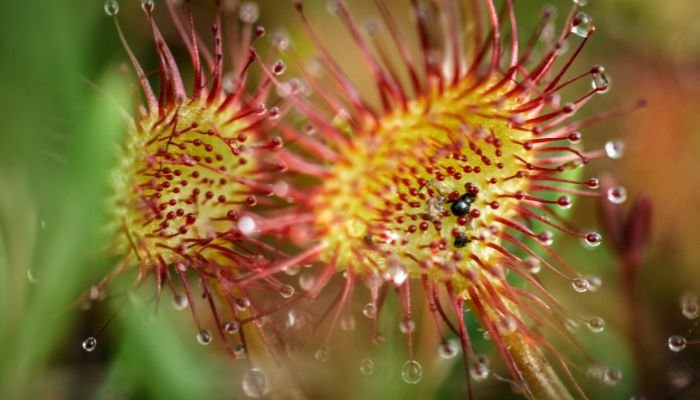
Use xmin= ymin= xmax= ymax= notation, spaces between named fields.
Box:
xmin=1 ymin=0 xmax=699 ymax=399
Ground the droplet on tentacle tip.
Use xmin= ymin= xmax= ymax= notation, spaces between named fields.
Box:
xmin=239 ymin=2 xmax=260 ymax=24
xmin=571 ymin=12 xmax=593 ymax=38
xmin=681 ymin=292 xmax=700 ymax=319
xmin=583 ymin=231 xmax=602 ymax=248
xmin=196 ymin=329 xmax=212 ymax=345
xmin=399 ymin=319 xmax=416 ymax=334
xmin=607 ymin=186 xmax=628 ymax=204
xmin=605 ymin=140 xmax=625 ymax=159
xmin=82 ymin=336 xmax=97 ymax=352
xmin=591 ymin=65 xmax=611 ymax=93
xmin=362 ymin=303 xmax=377 ymax=319
xmin=172 ymin=294 xmax=188 ymax=311
xmin=140 ymin=0 xmax=154 ymax=13
xmin=587 ymin=317 xmax=605 ymax=333
xmin=223 ymin=321 xmax=240 ymax=335
xmin=438 ymin=339 xmax=459 ymax=359
xmin=668 ymin=335 xmax=687 ymax=352
xmin=104 ymin=0 xmax=119 ymax=16
xmin=572 ymin=277 xmax=590 ymax=293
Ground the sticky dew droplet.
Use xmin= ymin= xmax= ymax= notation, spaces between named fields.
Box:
xmin=592 ymin=66 xmax=610 ymax=93
xmin=196 ymin=329 xmax=212 ymax=345
xmin=82 ymin=336 xmax=97 ymax=352
xmin=104 ymin=0 xmax=119 ymax=16
xmin=141 ymin=0 xmax=154 ymax=13
xmin=607 ymin=186 xmax=628 ymax=204
xmin=587 ymin=317 xmax=605 ymax=333
xmin=605 ymin=140 xmax=625 ymax=159
xmin=571 ymin=12 xmax=592 ymax=38
xmin=572 ymin=277 xmax=590 ymax=293
xmin=363 ymin=303 xmax=377 ymax=319
xmin=172 ymin=294 xmax=188 ymax=311
xmin=668 ymin=335 xmax=687 ymax=352
xmin=239 ymin=2 xmax=260 ymax=24
xmin=583 ymin=231 xmax=603 ymax=248
xmin=438 ymin=339 xmax=459 ymax=359
xmin=314 ymin=345 xmax=330 ymax=362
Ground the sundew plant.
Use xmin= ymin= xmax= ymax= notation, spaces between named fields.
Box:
xmin=13 ymin=0 xmax=700 ymax=399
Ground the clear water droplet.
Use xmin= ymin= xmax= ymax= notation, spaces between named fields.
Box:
xmin=283 ymin=265 xmax=301 ymax=276
xmin=400 ymin=319 xmax=416 ymax=334
xmin=236 ymin=297 xmax=251 ymax=311
xmin=557 ymin=195 xmax=572 ymax=209
xmin=385 ymin=259 xmax=408 ymax=286
xmin=268 ymin=106 xmax=281 ymax=120
xmin=272 ymin=60 xmax=286 ymax=76
xmin=104 ymin=0 xmax=119 ymax=16
xmin=498 ymin=315 xmax=518 ymax=335
xmin=592 ymin=66 xmax=610 ymax=93
xmin=238 ymin=216 xmax=257 ymax=235
xmin=172 ymin=294 xmax=188 ymax=311
xmin=239 ymin=2 xmax=260 ymax=24
xmin=82 ymin=336 xmax=97 ymax=352
xmin=272 ymin=30 xmax=291 ymax=51
xmin=340 ymin=314 xmax=356 ymax=331
xmin=584 ymin=231 xmax=603 ymax=247
xmin=587 ymin=317 xmax=605 ymax=333
xmin=586 ymin=275 xmax=602 ymax=292
xmin=668 ymin=335 xmax=687 ymax=352
xmin=524 ymin=257 xmax=541 ymax=274
xmin=605 ymin=140 xmax=625 ymax=159
xmin=603 ymin=368 xmax=623 ymax=386
xmin=681 ymin=293 xmax=700 ymax=319
xmin=572 ymin=277 xmax=590 ymax=293
xmin=587 ymin=178 xmax=600 ymax=189
xmin=326 ymin=0 xmax=340 ymax=16
xmin=299 ymin=271 xmax=315 ymax=291
xmin=242 ymin=368 xmax=269 ymax=398
xmin=401 ymin=360 xmax=423 ymax=384
xmin=141 ymin=0 xmax=155 ymax=13
xmin=196 ymin=329 xmax=212 ymax=345
xmin=279 ymin=284 xmax=295 ymax=299
xmin=360 ymin=358 xmax=375 ymax=375
xmin=223 ymin=321 xmax=239 ymax=335
xmin=571 ymin=12 xmax=592 ymax=37
xmin=314 ymin=345 xmax=330 ymax=362
xmin=470 ymin=361 xmax=490 ymax=382
xmin=607 ymin=186 xmax=628 ymax=204
xmin=438 ymin=339 xmax=459 ymax=359
xmin=362 ymin=303 xmax=377 ymax=319
xmin=88 ymin=286 xmax=103 ymax=301
xmin=234 ymin=343 xmax=247 ymax=358
xmin=538 ymin=231 xmax=554 ymax=246
xmin=27 ymin=268 xmax=39 ymax=283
